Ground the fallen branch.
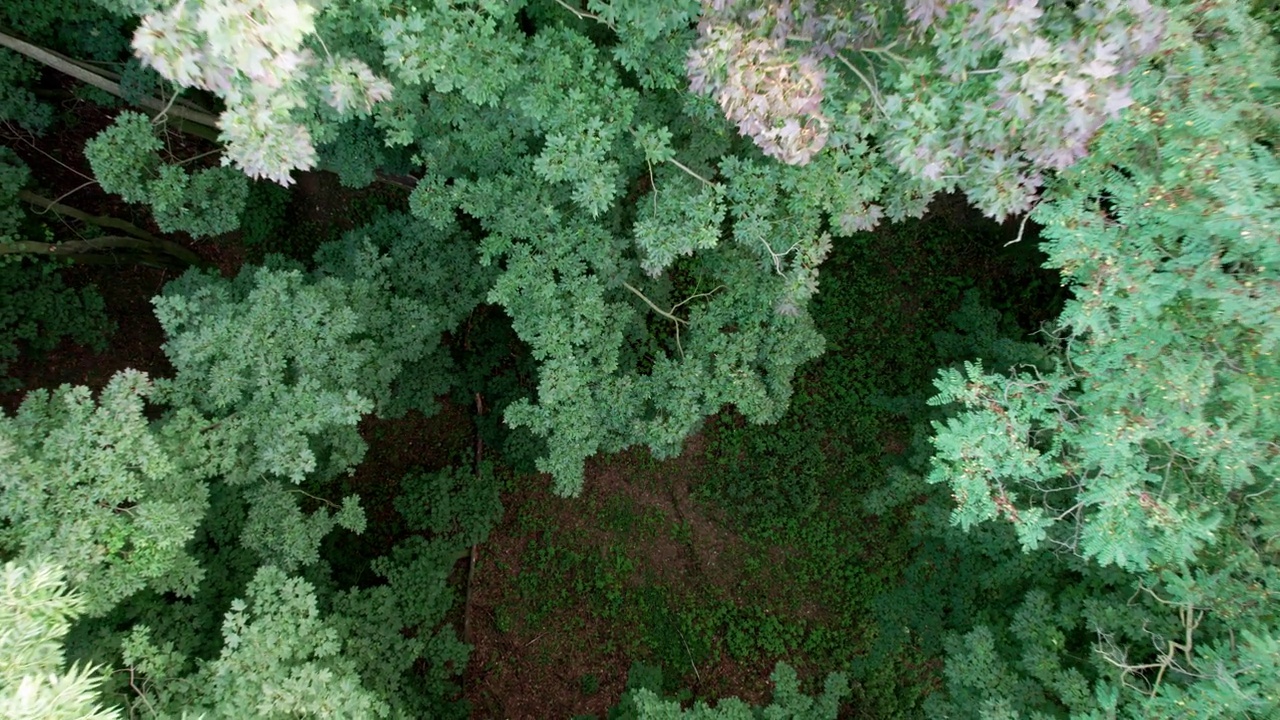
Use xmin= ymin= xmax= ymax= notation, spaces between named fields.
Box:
xmin=0 ymin=237 xmax=180 ymax=268
xmin=21 ymin=189 xmax=159 ymax=241
xmin=463 ymin=391 xmax=486 ymax=645
xmin=0 ymin=30 xmax=221 ymax=133
xmin=18 ymin=190 xmax=207 ymax=268
xmin=1 ymin=235 xmax=159 ymax=255
xmin=677 ymin=625 xmax=702 ymax=684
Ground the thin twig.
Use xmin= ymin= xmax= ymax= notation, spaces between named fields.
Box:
xmin=669 ymin=158 xmax=715 ymax=187
xmin=677 ymin=625 xmax=701 ymax=683
xmin=761 ymin=238 xmax=802 ymax=275
xmin=175 ymin=148 xmax=225 ymax=167
xmin=44 ymin=180 xmax=98 ymax=210
xmin=623 ymin=281 xmax=688 ymax=325
xmin=858 ymin=44 xmax=910 ymax=65
xmin=151 ymin=88 xmax=182 ymax=128
xmin=834 ymin=53 xmax=886 ymax=115
xmin=671 ymin=285 xmax=726 ymax=312
xmin=647 ymin=159 xmax=657 ymax=214
xmin=118 ymin=667 xmax=156 ymax=719
xmin=1005 ymin=202 xmax=1040 ymax=246
xmin=632 ymin=283 xmax=725 ymax=360
xmin=552 ymin=0 xmax=611 ymax=25
xmin=3 ymin=122 xmax=97 ymax=182
xmin=290 ymin=489 xmax=341 ymax=509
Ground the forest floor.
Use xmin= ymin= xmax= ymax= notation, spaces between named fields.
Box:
xmin=5 ymin=114 xmax=1063 ymax=717
xmin=463 ymin=435 xmax=779 ymax=719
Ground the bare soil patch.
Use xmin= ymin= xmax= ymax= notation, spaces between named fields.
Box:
xmin=463 ymin=430 xmax=785 ymax=718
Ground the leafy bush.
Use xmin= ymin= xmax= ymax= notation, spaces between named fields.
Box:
xmin=0 ymin=259 xmax=112 ymax=390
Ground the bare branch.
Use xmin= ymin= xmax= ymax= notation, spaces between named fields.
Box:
xmin=623 ymin=281 xmax=689 ymax=326
xmin=669 ymin=158 xmax=716 ymax=187
xmin=552 ymin=0 xmax=612 ymax=26
xmin=0 ymin=30 xmax=221 ymax=132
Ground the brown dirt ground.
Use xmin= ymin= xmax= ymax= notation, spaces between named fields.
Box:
xmin=463 ymin=431 xmax=789 ymax=719
xmin=341 ymin=401 xmax=477 ymax=557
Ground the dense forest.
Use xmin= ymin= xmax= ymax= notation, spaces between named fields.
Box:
xmin=0 ymin=0 xmax=1276 ymax=717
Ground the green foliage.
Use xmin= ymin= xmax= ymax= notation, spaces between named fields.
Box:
xmin=0 ymin=50 xmax=53 ymax=133
xmin=122 ymin=565 xmax=391 ymax=718
xmin=633 ymin=171 xmax=724 ymax=277
xmin=239 ymin=482 xmax=366 ymax=572
xmin=0 ymin=195 xmax=499 ymax=712
xmin=0 ymin=561 xmax=121 ymax=720
xmin=82 ymin=0 xmax=852 ymax=496
xmin=85 ymin=112 xmax=249 ymax=238
xmin=152 ymin=211 xmax=482 ymax=482
xmin=928 ymin=0 xmax=1280 ymax=574
xmin=395 ymin=463 xmax=502 ymax=544
xmin=329 ymin=464 xmax=502 ymax=718
xmin=6 ymin=0 xmax=1278 ymax=716
xmin=2 ymin=0 xmax=129 ymax=58
xmin=237 ymin=178 xmax=290 ymax=247
xmin=0 ymin=147 xmax=32 ymax=245
xmin=449 ymin=309 xmax=546 ymax=472
xmin=0 ymin=259 xmax=113 ymax=390
xmin=624 ymin=662 xmax=849 ymax=719
xmin=608 ymin=662 xmax=667 ymax=720
xmin=491 ymin=223 xmax=826 ymax=494
xmin=689 ymin=0 xmax=1165 ymax=221
xmin=327 ymin=539 xmax=472 ymax=719
xmin=313 ymin=210 xmax=493 ymax=417
xmin=0 ymin=372 xmax=209 ymax=616
xmin=316 ymin=118 xmax=393 ymax=189
xmin=151 ymin=263 xmax=376 ymax=485
xmin=916 ymin=0 xmax=1280 ymax=716
xmin=129 ymin=0 xmax=394 ymax=184
xmin=117 ymin=58 xmax=170 ymax=109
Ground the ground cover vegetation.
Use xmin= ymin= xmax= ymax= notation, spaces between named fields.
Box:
xmin=0 ymin=0 xmax=1275 ymax=717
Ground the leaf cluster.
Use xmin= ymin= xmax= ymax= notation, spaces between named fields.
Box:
xmin=85 ymin=112 xmax=249 ymax=238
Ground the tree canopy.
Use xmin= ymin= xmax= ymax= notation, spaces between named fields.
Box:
xmin=0 ymin=0 xmax=1276 ymax=716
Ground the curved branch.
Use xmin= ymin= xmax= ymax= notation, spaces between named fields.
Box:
xmin=834 ymin=53 xmax=887 ymax=116
xmin=0 ymin=236 xmax=158 ymax=254
xmin=623 ymin=281 xmax=688 ymax=326
xmin=20 ymin=189 xmax=159 ymax=241
xmin=669 ymin=158 xmax=716 ymax=187
xmin=16 ymin=190 xmax=208 ymax=267
xmin=0 ymin=236 xmax=188 ymax=268
xmin=552 ymin=0 xmax=612 ymax=26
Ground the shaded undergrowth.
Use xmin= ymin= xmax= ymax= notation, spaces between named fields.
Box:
xmin=471 ymin=202 xmax=1065 ymax=717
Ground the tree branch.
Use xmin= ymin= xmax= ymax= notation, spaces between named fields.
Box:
xmin=0 ymin=236 xmax=183 ymax=268
xmin=20 ymin=189 xmax=159 ymax=241
xmin=834 ymin=53 xmax=887 ymax=116
xmin=669 ymin=158 xmax=716 ymax=187
xmin=623 ymin=281 xmax=688 ymax=326
xmin=0 ymin=30 xmax=221 ymax=132
xmin=0 ymin=234 xmax=185 ymax=260
xmin=551 ymin=0 xmax=612 ymax=26
xmin=15 ymin=190 xmax=208 ymax=267
xmin=464 ymin=392 xmax=485 ymax=645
